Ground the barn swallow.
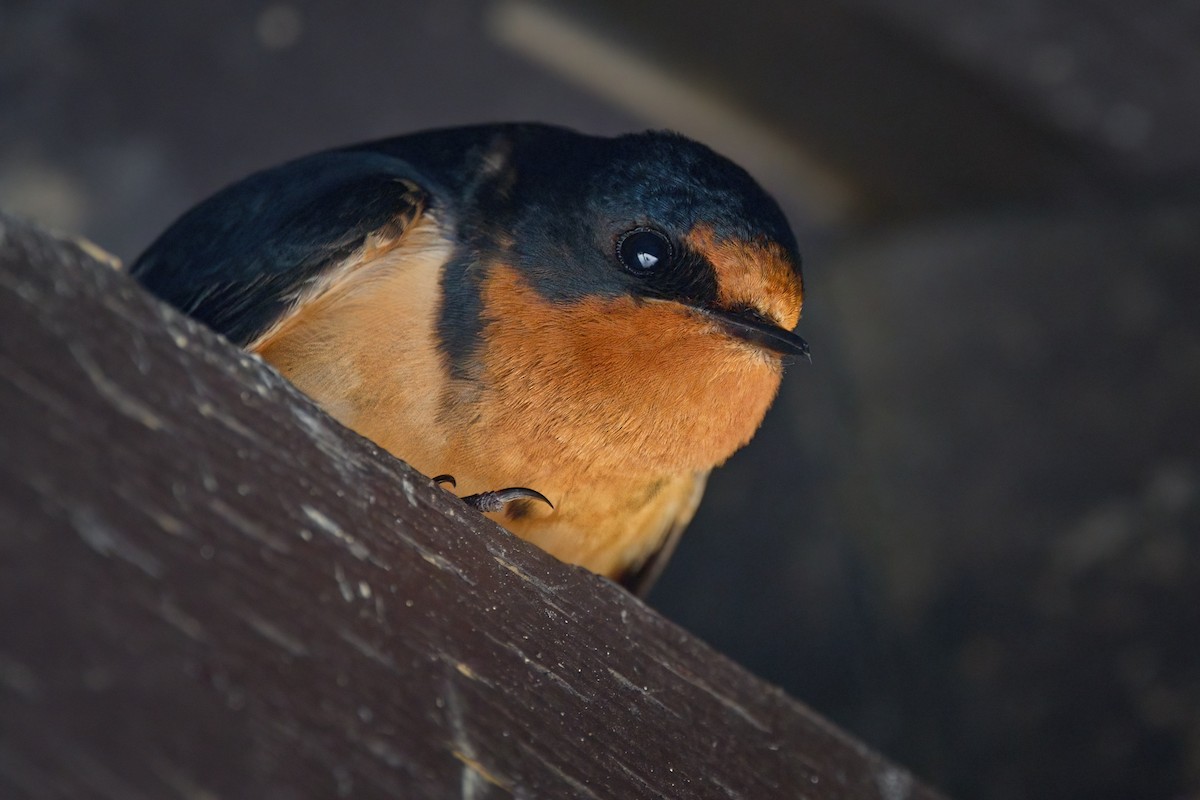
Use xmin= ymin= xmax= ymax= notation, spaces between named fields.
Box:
xmin=130 ymin=123 xmax=807 ymax=595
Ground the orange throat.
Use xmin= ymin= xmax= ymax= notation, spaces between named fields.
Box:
xmin=449 ymin=266 xmax=786 ymax=484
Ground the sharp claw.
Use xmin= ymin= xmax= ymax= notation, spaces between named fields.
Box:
xmin=432 ymin=473 xmax=552 ymax=514
xmin=461 ymin=487 xmax=554 ymax=514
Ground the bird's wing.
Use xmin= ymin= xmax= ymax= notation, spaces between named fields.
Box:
xmin=130 ymin=150 xmax=434 ymax=347
xmin=618 ymin=471 xmax=711 ymax=597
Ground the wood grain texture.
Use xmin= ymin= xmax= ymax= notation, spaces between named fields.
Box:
xmin=0 ymin=214 xmax=943 ymax=800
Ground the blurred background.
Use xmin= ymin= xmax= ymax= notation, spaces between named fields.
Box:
xmin=3 ymin=1 xmax=1199 ymax=797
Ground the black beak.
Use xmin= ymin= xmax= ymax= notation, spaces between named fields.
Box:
xmin=705 ymin=308 xmax=811 ymax=360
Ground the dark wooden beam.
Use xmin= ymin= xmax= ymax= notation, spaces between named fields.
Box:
xmin=0 ymin=214 xmax=943 ymax=800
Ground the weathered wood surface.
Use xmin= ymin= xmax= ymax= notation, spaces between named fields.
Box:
xmin=0 ymin=213 xmax=942 ymax=800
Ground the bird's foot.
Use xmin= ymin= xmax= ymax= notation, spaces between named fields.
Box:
xmin=432 ymin=474 xmax=553 ymax=514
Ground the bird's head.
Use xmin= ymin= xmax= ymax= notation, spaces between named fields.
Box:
xmin=452 ymin=128 xmax=808 ymax=477
xmin=495 ymin=129 xmax=806 ymax=356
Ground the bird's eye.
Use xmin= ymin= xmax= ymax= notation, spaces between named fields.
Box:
xmin=617 ymin=228 xmax=672 ymax=273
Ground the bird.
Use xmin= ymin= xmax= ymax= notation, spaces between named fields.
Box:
xmin=130 ymin=123 xmax=808 ymax=595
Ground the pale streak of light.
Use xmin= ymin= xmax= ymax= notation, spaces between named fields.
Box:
xmin=487 ymin=0 xmax=855 ymax=227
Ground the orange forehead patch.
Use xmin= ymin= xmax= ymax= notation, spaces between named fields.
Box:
xmin=685 ymin=224 xmax=803 ymax=329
